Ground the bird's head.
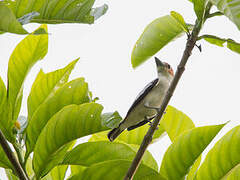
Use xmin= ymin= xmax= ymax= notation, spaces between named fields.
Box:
xmin=155 ymin=57 xmax=174 ymax=79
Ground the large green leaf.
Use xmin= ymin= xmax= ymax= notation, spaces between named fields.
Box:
xmin=89 ymin=125 xmax=165 ymax=145
xmin=69 ymin=165 xmax=86 ymax=179
xmin=0 ymin=3 xmax=27 ymax=34
xmin=160 ymin=124 xmax=225 ymax=180
xmin=61 ymin=141 xmax=158 ymax=171
xmin=26 ymin=78 xmax=90 ymax=157
xmin=210 ymin=0 xmax=240 ymax=30
xmin=27 ymin=59 xmax=79 ymax=120
xmin=7 ymin=24 xmax=48 ymax=122
xmin=161 ymin=105 xmax=195 ymax=142
xmin=50 ymin=165 xmax=68 ymax=180
xmin=90 ymin=105 xmax=193 ymax=144
xmin=131 ymin=15 xmax=184 ymax=68
xmin=78 ymin=160 xmax=165 ymax=180
xmin=201 ymin=35 xmax=240 ymax=54
xmin=196 ymin=125 xmax=240 ymax=180
xmin=33 ymin=103 xmax=107 ymax=178
xmin=222 ymin=164 xmax=240 ymax=180
xmin=6 ymin=0 xmax=107 ymax=24
xmin=129 ymin=144 xmax=158 ymax=171
xmin=187 ymin=156 xmax=201 ymax=180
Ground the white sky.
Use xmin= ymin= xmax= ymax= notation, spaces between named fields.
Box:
xmin=1 ymin=0 xmax=240 ymax=179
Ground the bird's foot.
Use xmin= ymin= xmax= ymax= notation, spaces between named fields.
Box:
xmin=144 ymin=116 xmax=159 ymax=130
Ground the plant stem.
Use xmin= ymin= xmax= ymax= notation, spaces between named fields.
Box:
xmin=207 ymin=11 xmax=224 ymax=18
xmin=0 ymin=130 xmax=29 ymax=180
xmin=13 ymin=142 xmax=28 ymax=175
xmin=123 ymin=13 xmax=208 ymax=180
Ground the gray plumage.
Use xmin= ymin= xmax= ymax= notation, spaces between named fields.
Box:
xmin=108 ymin=57 xmax=173 ymax=142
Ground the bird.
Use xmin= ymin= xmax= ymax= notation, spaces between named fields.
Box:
xmin=108 ymin=57 xmax=174 ymax=142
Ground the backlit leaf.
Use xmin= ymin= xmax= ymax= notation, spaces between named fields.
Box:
xmin=33 ymin=103 xmax=107 ymax=178
xmin=160 ymin=124 xmax=225 ymax=180
xmin=131 ymin=15 xmax=184 ymax=68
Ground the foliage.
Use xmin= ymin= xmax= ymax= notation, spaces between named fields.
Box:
xmin=1 ymin=0 xmax=240 ymax=179
xmin=0 ymin=0 xmax=108 ymax=34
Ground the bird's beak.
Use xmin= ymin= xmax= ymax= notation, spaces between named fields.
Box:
xmin=155 ymin=57 xmax=164 ymax=67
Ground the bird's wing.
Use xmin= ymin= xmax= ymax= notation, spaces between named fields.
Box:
xmin=125 ymin=78 xmax=159 ymax=117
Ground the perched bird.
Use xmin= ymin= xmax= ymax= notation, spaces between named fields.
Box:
xmin=108 ymin=57 xmax=174 ymax=142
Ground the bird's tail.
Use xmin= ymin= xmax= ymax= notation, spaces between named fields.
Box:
xmin=108 ymin=126 xmax=124 ymax=142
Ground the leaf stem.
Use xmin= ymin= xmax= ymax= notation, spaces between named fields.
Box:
xmin=124 ymin=4 xmax=212 ymax=180
xmin=207 ymin=11 xmax=224 ymax=18
xmin=0 ymin=129 xmax=29 ymax=180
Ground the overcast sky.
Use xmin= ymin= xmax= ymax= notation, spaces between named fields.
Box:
xmin=1 ymin=0 xmax=240 ymax=179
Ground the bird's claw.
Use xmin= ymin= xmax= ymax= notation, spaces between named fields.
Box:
xmin=144 ymin=116 xmax=160 ymax=130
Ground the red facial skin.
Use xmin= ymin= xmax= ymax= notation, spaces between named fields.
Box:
xmin=163 ymin=62 xmax=174 ymax=76
xmin=168 ymin=68 xmax=174 ymax=76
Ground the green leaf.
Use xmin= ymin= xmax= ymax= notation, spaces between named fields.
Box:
xmin=222 ymin=164 xmax=240 ymax=180
xmin=25 ymin=156 xmax=34 ymax=179
xmin=202 ymin=35 xmax=240 ymax=54
xmin=27 ymin=59 xmax=79 ymax=121
xmin=7 ymin=24 xmax=48 ymax=123
xmin=61 ymin=141 xmax=158 ymax=171
xmin=50 ymin=165 xmax=68 ymax=180
xmin=0 ymin=146 xmax=12 ymax=169
xmin=0 ymin=3 xmax=27 ymax=34
xmin=129 ymin=144 xmax=158 ymax=171
xmin=89 ymin=125 xmax=165 ymax=145
xmin=227 ymin=39 xmax=240 ymax=54
xmin=0 ymin=76 xmax=6 ymax=108
xmin=26 ymin=78 xmax=90 ymax=156
xmin=131 ymin=15 xmax=184 ymax=68
xmin=0 ymin=77 xmax=15 ymax=141
xmin=160 ymin=124 xmax=225 ymax=180
xmin=187 ymin=156 xmax=201 ymax=180
xmin=161 ymin=105 xmax=195 ymax=142
xmin=101 ymin=111 xmax=122 ymax=129
xmin=91 ymin=105 xmax=193 ymax=145
xmin=209 ymin=0 xmax=240 ymax=30
xmin=79 ymin=160 xmax=165 ymax=180
xmin=192 ymin=0 xmax=206 ymax=20
xmin=70 ymin=165 xmax=86 ymax=177
xmin=6 ymin=0 xmax=107 ymax=24
xmin=33 ymin=103 xmax=107 ymax=178
xmin=196 ymin=125 xmax=240 ymax=180
xmin=170 ymin=11 xmax=189 ymax=33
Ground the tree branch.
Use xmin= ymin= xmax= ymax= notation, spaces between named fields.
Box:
xmin=0 ymin=130 xmax=29 ymax=180
xmin=124 ymin=17 xmax=206 ymax=180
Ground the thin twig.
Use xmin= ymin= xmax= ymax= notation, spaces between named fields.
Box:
xmin=123 ymin=6 xmax=212 ymax=179
xmin=207 ymin=11 xmax=224 ymax=18
xmin=0 ymin=130 xmax=29 ymax=180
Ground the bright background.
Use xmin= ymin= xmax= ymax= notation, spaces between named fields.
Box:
xmin=1 ymin=0 xmax=240 ymax=179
